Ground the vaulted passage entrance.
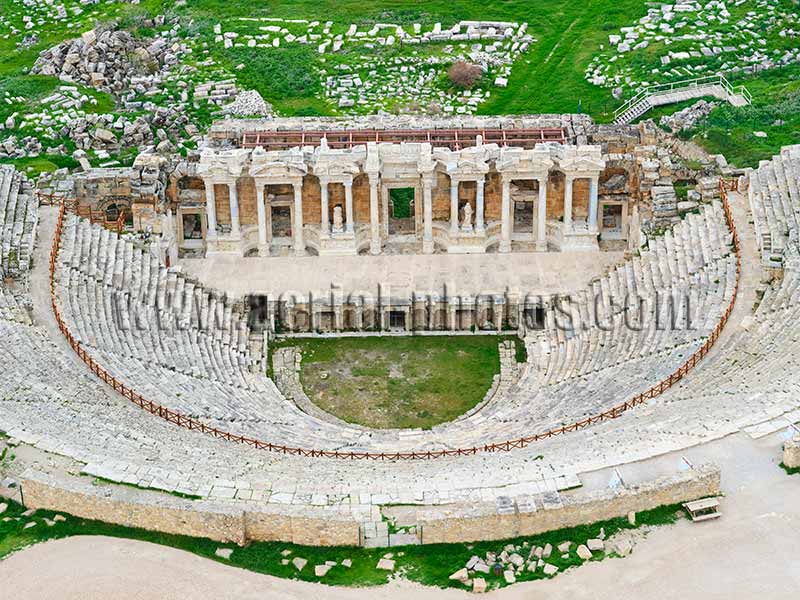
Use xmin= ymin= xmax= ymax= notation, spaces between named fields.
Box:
xmin=388 ymin=187 xmax=416 ymax=235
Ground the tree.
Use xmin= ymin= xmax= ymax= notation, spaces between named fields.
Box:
xmin=448 ymin=61 xmax=483 ymax=89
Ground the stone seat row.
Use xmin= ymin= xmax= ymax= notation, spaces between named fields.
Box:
xmin=747 ymin=144 xmax=800 ymax=267
xmin=0 ymin=165 xmax=37 ymax=279
xmin=3 ymin=285 xmax=798 ymax=514
xmin=60 ymin=218 xmax=249 ymax=353
xmin=536 ymin=257 xmax=734 ymax=387
xmin=57 ymin=216 xmax=256 ymax=388
xmin=58 ymin=271 xmax=257 ymax=390
xmin=45 ymin=203 xmax=740 ymax=451
xmin=0 ymin=287 xmax=32 ymax=325
xmin=658 ymin=273 xmax=800 ymax=406
xmin=529 ymin=203 xmax=734 ymax=386
xmin=585 ymin=202 xmax=731 ymax=328
xmin=425 ymin=250 xmax=731 ymax=437
xmin=755 ymin=268 xmax=800 ymax=315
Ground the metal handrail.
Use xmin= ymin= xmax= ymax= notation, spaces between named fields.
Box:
xmin=614 ymin=74 xmax=752 ymax=121
xmin=47 ymin=180 xmax=741 ymax=460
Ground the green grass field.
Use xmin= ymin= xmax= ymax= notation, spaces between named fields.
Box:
xmin=173 ymin=0 xmax=647 ymax=119
xmin=280 ymin=335 xmax=519 ymax=429
xmin=0 ymin=497 xmax=684 ymax=590
xmin=1 ymin=0 xmax=798 ymax=173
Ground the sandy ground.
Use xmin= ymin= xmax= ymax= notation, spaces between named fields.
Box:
xmin=2 ymin=453 xmax=799 ymax=600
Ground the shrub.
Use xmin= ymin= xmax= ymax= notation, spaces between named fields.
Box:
xmin=448 ymin=61 xmax=483 ymax=89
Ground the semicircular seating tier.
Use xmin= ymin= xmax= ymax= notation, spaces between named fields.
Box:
xmin=652 ymin=147 xmax=800 ymax=428
xmin=52 ymin=199 xmax=735 ymax=453
xmin=747 ymin=144 xmax=800 ymax=269
xmin=0 ymin=165 xmax=37 ymax=280
xmin=4 ymin=159 xmax=800 ymax=510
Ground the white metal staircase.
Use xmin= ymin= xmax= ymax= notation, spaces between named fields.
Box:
xmin=613 ymin=74 xmax=752 ymax=125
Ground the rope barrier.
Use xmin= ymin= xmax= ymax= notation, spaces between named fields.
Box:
xmin=47 ymin=180 xmax=742 ymax=460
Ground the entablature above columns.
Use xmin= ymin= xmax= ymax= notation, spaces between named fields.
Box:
xmin=496 ymin=145 xmax=555 ymax=181
xmin=249 ymin=146 xmax=309 ymax=183
xmin=559 ymin=145 xmax=605 ymax=178
xmin=434 ymin=145 xmax=495 ymax=181
xmin=196 ymin=142 xmax=606 ymax=185
xmin=312 ymin=141 xmax=365 ymax=183
xmin=197 ymin=147 xmax=249 ymax=181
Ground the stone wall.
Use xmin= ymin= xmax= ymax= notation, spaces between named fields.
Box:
xmin=70 ymin=153 xmax=168 ymax=233
xmin=17 ymin=469 xmax=360 ymax=547
xmin=401 ymin=464 xmax=720 ymax=544
xmin=20 ymin=469 xmax=249 ymax=545
xmin=784 ymin=435 xmax=800 ymax=469
xmin=12 ymin=465 xmax=719 ymax=548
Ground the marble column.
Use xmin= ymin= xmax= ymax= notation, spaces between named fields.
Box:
xmin=228 ymin=181 xmax=240 ymax=237
xmin=256 ymin=182 xmax=269 ymax=256
xmin=285 ymin=303 xmax=295 ymax=332
xmin=536 ymin=176 xmax=548 ymax=252
xmin=369 ymin=174 xmax=380 ymax=254
xmin=381 ymin=186 xmax=390 ymax=237
xmin=355 ymin=303 xmax=363 ymax=330
xmin=500 ymin=177 xmax=511 ymax=253
xmin=204 ymin=179 xmax=218 ymax=238
xmin=292 ymin=180 xmax=304 ymax=256
xmin=344 ymin=179 xmax=354 ymax=234
xmin=588 ymin=175 xmax=599 ymax=232
xmin=563 ymin=175 xmax=574 ymax=234
xmin=476 ymin=178 xmax=485 ymax=233
xmin=423 ymin=178 xmax=433 ymax=254
xmin=450 ymin=178 xmax=460 ymax=236
xmin=319 ymin=177 xmax=330 ymax=236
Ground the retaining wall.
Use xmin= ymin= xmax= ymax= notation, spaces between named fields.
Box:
xmin=406 ymin=464 xmax=720 ymax=544
xmin=12 ymin=465 xmax=719 ymax=547
xmin=17 ymin=469 xmax=360 ymax=547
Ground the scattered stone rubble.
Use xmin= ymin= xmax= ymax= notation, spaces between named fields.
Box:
xmin=660 ymin=99 xmax=717 ymax=132
xmin=215 ymin=18 xmax=536 ymax=114
xmin=32 ymin=23 xmax=184 ymax=96
xmin=222 ymin=90 xmax=273 ymax=117
xmin=585 ymin=0 xmax=800 ymax=94
xmin=447 ymin=534 xmax=611 ymax=591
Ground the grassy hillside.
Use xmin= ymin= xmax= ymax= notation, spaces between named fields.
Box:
xmin=0 ymin=0 xmax=798 ymax=172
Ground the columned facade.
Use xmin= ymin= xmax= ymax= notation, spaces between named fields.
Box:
xmin=195 ymin=142 xmax=607 ymax=257
xmin=496 ymin=145 xmax=554 ymax=253
xmin=559 ymin=146 xmax=605 ymax=251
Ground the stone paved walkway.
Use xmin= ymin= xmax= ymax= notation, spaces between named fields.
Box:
xmin=179 ymin=249 xmax=624 ymax=299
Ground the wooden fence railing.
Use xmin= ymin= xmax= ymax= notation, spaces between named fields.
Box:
xmin=48 ymin=180 xmax=742 ymax=460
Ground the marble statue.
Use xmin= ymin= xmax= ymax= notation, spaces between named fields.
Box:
xmin=332 ymin=204 xmax=344 ymax=233
xmin=461 ymin=202 xmax=474 ymax=232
